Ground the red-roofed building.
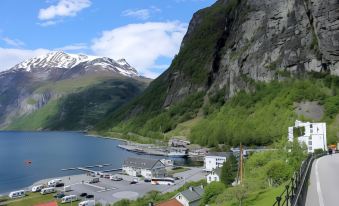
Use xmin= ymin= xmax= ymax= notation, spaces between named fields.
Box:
xmin=34 ymin=201 xmax=58 ymax=206
xmin=156 ymin=198 xmax=183 ymax=206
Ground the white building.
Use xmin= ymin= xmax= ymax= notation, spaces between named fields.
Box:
xmin=288 ymin=120 xmax=327 ymax=153
xmin=122 ymin=157 xmax=166 ymax=179
xmin=175 ymin=186 xmax=204 ymax=206
xmin=204 ymin=152 xmax=232 ymax=172
xmin=206 ymin=167 xmax=221 ymax=184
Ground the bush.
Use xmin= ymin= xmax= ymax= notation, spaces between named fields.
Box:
xmin=201 ymin=182 xmax=225 ymax=205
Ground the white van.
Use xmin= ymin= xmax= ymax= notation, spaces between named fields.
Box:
xmin=40 ymin=187 xmax=56 ymax=195
xmin=48 ymin=179 xmax=62 ymax=187
xmin=79 ymin=200 xmax=95 ymax=206
xmin=31 ymin=184 xmax=44 ymax=192
xmin=8 ymin=190 xmax=25 ymax=199
xmin=63 ymin=185 xmax=72 ymax=192
xmin=61 ymin=195 xmax=78 ymax=203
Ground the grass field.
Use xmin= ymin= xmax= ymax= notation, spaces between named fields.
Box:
xmin=4 ymin=192 xmax=81 ymax=206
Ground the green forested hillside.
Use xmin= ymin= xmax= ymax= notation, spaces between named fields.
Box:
xmin=191 ymin=74 xmax=339 ymax=146
xmin=6 ymin=78 xmax=148 ymax=131
xmin=97 ymin=73 xmax=339 ymax=146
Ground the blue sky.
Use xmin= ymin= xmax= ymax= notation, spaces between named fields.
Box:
xmin=0 ymin=0 xmax=215 ymax=77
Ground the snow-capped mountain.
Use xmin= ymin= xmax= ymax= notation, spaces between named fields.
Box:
xmin=11 ymin=51 xmax=138 ymax=77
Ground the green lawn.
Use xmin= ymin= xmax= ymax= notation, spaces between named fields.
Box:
xmin=219 ymin=185 xmax=284 ymax=206
xmin=4 ymin=192 xmax=81 ymax=206
xmin=168 ymin=167 xmax=190 ymax=175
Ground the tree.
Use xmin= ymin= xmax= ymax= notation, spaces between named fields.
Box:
xmin=201 ymin=182 xmax=225 ymax=205
xmin=220 ymin=155 xmax=238 ymax=186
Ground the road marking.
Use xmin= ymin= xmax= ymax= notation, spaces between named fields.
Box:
xmin=315 ymin=159 xmax=325 ymax=206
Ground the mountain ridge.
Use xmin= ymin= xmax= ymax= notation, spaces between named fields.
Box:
xmin=0 ymin=51 xmax=149 ymax=130
xmin=95 ymin=0 xmax=339 ymax=145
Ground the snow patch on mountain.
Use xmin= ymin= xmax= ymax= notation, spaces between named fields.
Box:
xmin=11 ymin=51 xmax=138 ymax=77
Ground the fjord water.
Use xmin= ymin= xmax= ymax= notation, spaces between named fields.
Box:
xmin=0 ymin=131 xmax=155 ymax=194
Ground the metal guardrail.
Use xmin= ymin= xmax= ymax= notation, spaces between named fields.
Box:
xmin=272 ymin=152 xmax=327 ymax=206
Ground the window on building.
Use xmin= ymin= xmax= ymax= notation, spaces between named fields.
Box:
xmin=308 ymin=141 xmax=312 ymax=145
xmin=309 ymin=146 xmax=312 ymax=151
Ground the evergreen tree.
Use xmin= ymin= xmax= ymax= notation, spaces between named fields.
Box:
xmin=220 ymin=155 xmax=238 ymax=186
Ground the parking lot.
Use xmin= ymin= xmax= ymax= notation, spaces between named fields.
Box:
xmin=30 ymin=167 xmax=205 ymax=205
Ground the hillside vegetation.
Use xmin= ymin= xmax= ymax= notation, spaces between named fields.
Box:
xmin=97 ymin=73 xmax=339 ymax=146
xmin=6 ymin=78 xmax=147 ymax=131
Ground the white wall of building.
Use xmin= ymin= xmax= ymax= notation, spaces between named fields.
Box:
xmin=205 ymin=156 xmax=227 ymax=172
xmin=207 ymin=172 xmax=220 ymax=184
xmin=176 ymin=194 xmax=190 ymax=206
xmin=288 ymin=120 xmax=327 ymax=153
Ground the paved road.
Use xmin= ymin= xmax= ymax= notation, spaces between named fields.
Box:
xmin=306 ymin=154 xmax=339 ymax=206
xmin=24 ymin=167 xmax=206 ymax=205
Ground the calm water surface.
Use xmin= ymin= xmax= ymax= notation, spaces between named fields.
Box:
xmin=0 ymin=131 xmax=167 ymax=194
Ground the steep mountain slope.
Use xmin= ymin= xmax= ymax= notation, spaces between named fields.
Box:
xmin=0 ymin=51 xmax=148 ymax=130
xmin=96 ymin=0 xmax=339 ymax=145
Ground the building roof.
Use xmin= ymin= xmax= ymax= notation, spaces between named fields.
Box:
xmin=34 ymin=202 xmax=58 ymax=206
xmin=213 ymin=167 xmax=222 ymax=177
xmin=123 ymin=157 xmax=164 ymax=169
xmin=156 ymin=198 xmax=183 ymax=206
xmin=206 ymin=152 xmax=233 ymax=158
xmin=179 ymin=186 xmax=204 ymax=202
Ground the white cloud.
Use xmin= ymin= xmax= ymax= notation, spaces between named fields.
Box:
xmin=56 ymin=43 xmax=88 ymax=51
xmin=122 ymin=9 xmax=151 ymax=20
xmin=122 ymin=6 xmax=161 ymax=21
xmin=1 ymin=37 xmax=25 ymax=48
xmin=37 ymin=20 xmax=59 ymax=27
xmin=91 ymin=21 xmax=187 ymax=78
xmin=0 ymin=48 xmax=50 ymax=71
xmin=38 ymin=0 xmax=91 ymax=21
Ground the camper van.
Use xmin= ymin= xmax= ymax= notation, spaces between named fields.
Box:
xmin=47 ymin=179 xmax=62 ymax=187
xmin=63 ymin=185 xmax=72 ymax=192
xmin=40 ymin=187 xmax=56 ymax=195
xmin=8 ymin=190 xmax=25 ymax=199
xmin=78 ymin=200 xmax=95 ymax=206
xmin=61 ymin=195 xmax=78 ymax=203
xmin=31 ymin=185 xmax=44 ymax=192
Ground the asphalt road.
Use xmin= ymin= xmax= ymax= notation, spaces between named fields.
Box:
xmin=306 ymin=153 xmax=339 ymax=206
xmin=28 ymin=167 xmax=206 ymax=205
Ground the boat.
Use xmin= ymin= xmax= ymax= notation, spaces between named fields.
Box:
xmin=167 ymin=148 xmax=188 ymax=157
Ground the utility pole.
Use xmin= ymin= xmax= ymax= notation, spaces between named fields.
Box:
xmin=240 ymin=143 xmax=243 ymax=185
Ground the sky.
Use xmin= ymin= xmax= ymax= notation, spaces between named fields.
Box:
xmin=0 ymin=0 xmax=216 ymax=78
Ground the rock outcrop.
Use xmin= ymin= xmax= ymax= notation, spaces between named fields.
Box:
xmin=162 ymin=0 xmax=339 ymax=106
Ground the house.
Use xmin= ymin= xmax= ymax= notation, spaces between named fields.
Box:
xmin=175 ymin=186 xmax=204 ymax=206
xmin=155 ymin=198 xmax=183 ymax=206
xmin=288 ymin=120 xmax=327 ymax=153
xmin=204 ymin=152 xmax=232 ymax=172
xmin=122 ymin=157 xmax=166 ymax=179
xmin=206 ymin=167 xmax=221 ymax=184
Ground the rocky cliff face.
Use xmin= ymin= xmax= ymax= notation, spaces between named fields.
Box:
xmin=162 ymin=0 xmax=339 ymax=106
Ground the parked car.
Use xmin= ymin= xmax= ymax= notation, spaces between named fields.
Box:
xmin=89 ymin=178 xmax=99 ymax=184
xmin=130 ymin=181 xmax=137 ymax=184
xmin=8 ymin=190 xmax=25 ymax=199
xmin=144 ymin=179 xmax=151 ymax=183
xmin=61 ymin=195 xmax=78 ymax=203
xmin=86 ymin=194 xmax=94 ymax=199
xmin=48 ymin=179 xmax=62 ymax=187
xmin=79 ymin=200 xmax=95 ymax=206
xmin=110 ymin=176 xmax=123 ymax=181
xmin=41 ymin=187 xmax=56 ymax=195
xmin=79 ymin=193 xmax=87 ymax=197
xmin=53 ymin=193 xmax=65 ymax=199
xmin=32 ymin=185 xmax=44 ymax=192
xmin=56 ymin=183 xmax=64 ymax=187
